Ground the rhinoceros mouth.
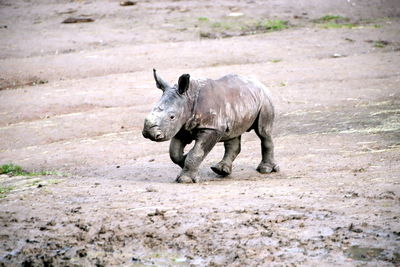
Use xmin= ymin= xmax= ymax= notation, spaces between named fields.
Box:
xmin=142 ymin=127 xmax=168 ymax=142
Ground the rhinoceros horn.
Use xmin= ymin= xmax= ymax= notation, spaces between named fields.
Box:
xmin=153 ymin=69 xmax=170 ymax=91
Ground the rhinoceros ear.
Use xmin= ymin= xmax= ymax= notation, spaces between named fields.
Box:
xmin=178 ymin=74 xmax=190 ymax=94
xmin=153 ymin=69 xmax=170 ymax=91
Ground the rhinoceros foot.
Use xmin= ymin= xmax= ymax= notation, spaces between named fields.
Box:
xmin=257 ymin=163 xmax=280 ymax=174
xmin=211 ymin=162 xmax=232 ymax=177
xmin=176 ymin=174 xmax=197 ymax=183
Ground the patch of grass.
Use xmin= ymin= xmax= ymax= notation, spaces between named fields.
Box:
xmin=198 ymin=17 xmax=209 ymax=22
xmin=0 ymin=164 xmax=25 ymax=176
xmin=0 ymin=185 xmax=15 ymax=198
xmin=29 ymin=170 xmax=62 ymax=176
xmin=0 ymin=163 xmax=62 ymax=177
xmin=199 ymin=18 xmax=290 ymax=39
xmin=270 ymin=59 xmax=282 ymax=63
xmin=318 ymin=14 xmax=349 ymax=22
xmin=256 ymin=20 xmax=288 ymax=32
xmin=211 ymin=21 xmax=233 ymax=30
xmin=211 ymin=22 xmax=222 ymax=28
xmin=320 ymin=23 xmax=357 ymax=29
xmin=313 ymin=14 xmax=357 ymax=29
xmin=374 ymin=40 xmax=389 ymax=48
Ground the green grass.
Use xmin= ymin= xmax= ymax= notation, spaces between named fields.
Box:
xmin=0 ymin=164 xmax=26 ymax=176
xmin=320 ymin=23 xmax=357 ymax=29
xmin=0 ymin=185 xmax=15 ymax=198
xmin=270 ymin=59 xmax=282 ymax=63
xmin=0 ymin=164 xmax=64 ymax=198
xmin=211 ymin=21 xmax=233 ymax=30
xmin=313 ymin=14 xmax=357 ymax=29
xmin=198 ymin=17 xmax=209 ymax=22
xmin=199 ymin=18 xmax=290 ymax=39
xmin=0 ymin=163 xmax=61 ymax=177
xmin=318 ymin=15 xmax=349 ymax=22
xmin=257 ymin=20 xmax=288 ymax=31
xmin=374 ymin=40 xmax=389 ymax=48
xmin=210 ymin=19 xmax=288 ymax=32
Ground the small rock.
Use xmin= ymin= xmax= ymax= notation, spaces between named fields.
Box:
xmin=185 ymin=229 xmax=196 ymax=239
xmin=174 ymin=257 xmax=187 ymax=263
xmin=200 ymin=31 xmax=218 ymax=39
xmin=62 ymin=17 xmax=94 ymax=24
xmin=146 ymin=186 xmax=158 ymax=192
xmin=98 ymin=225 xmax=107 ymax=234
xmin=76 ymin=248 xmax=87 ymax=257
xmin=70 ymin=206 xmax=82 ymax=213
xmin=332 ymin=53 xmax=345 ymax=58
xmin=148 ymin=209 xmax=166 ymax=217
xmin=47 ymin=220 xmax=56 ymax=226
xmin=227 ymin=12 xmax=244 ymax=17
xmin=349 ymin=223 xmax=363 ymax=233
xmin=131 ymin=256 xmax=140 ymax=262
xmin=75 ymin=222 xmax=89 ymax=232
xmin=344 ymin=191 xmax=359 ymax=198
xmin=120 ymin=1 xmax=136 ymax=6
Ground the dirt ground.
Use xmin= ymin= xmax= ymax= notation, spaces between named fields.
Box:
xmin=1 ymin=0 xmax=400 ymax=266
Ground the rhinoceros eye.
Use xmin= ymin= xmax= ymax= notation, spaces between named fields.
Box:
xmin=170 ymin=115 xmax=175 ymax=120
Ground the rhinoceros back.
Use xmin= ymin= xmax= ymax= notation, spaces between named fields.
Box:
xmin=192 ymin=74 xmax=273 ymax=140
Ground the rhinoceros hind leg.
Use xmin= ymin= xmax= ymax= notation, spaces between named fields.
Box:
xmin=211 ymin=136 xmax=241 ymax=177
xmin=254 ymin=107 xmax=279 ymax=173
xmin=255 ymin=132 xmax=279 ymax=174
xmin=257 ymin=162 xmax=280 ymax=173
xmin=176 ymin=174 xmax=197 ymax=183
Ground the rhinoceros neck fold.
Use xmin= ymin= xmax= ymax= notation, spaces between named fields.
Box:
xmin=186 ymin=79 xmax=203 ymax=112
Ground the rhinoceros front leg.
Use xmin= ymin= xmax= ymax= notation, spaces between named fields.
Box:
xmin=169 ymin=137 xmax=187 ymax=168
xmin=176 ymin=129 xmax=220 ymax=183
xmin=211 ymin=136 xmax=241 ymax=176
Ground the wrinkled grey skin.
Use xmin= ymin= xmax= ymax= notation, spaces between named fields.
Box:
xmin=143 ymin=69 xmax=279 ymax=183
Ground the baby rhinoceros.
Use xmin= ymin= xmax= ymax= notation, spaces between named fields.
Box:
xmin=142 ymin=69 xmax=279 ymax=183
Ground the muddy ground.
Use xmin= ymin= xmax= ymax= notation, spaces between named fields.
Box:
xmin=1 ymin=0 xmax=400 ymax=266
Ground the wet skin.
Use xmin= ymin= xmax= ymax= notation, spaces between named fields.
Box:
xmin=143 ymin=69 xmax=279 ymax=183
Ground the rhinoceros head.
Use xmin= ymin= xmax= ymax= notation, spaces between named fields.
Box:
xmin=142 ymin=69 xmax=191 ymax=142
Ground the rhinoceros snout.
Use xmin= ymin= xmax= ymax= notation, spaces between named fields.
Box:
xmin=142 ymin=125 xmax=165 ymax=142
xmin=154 ymin=132 xmax=164 ymax=140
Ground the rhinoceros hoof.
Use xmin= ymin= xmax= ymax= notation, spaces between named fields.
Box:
xmin=176 ymin=174 xmax=197 ymax=183
xmin=211 ymin=162 xmax=232 ymax=176
xmin=257 ymin=163 xmax=280 ymax=174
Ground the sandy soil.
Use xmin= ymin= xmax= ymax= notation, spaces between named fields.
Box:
xmin=0 ymin=0 xmax=400 ymax=266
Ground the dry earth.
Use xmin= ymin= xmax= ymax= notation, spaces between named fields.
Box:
xmin=0 ymin=0 xmax=400 ymax=266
